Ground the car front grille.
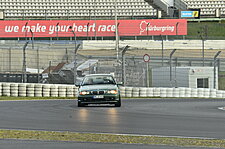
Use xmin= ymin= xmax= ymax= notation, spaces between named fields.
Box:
xmin=91 ymin=91 xmax=105 ymax=95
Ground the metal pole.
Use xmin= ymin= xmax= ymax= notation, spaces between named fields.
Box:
xmin=9 ymin=48 xmax=11 ymax=72
xmin=146 ymin=62 xmax=149 ymax=87
xmin=70 ymin=28 xmax=81 ymax=85
xmin=30 ymin=29 xmax=34 ymax=49
xmin=48 ymin=61 xmax=51 ymax=83
xmin=147 ymin=23 xmax=150 ymax=40
xmin=176 ymin=22 xmax=179 ymax=35
xmin=121 ymin=45 xmax=130 ymax=86
xmin=202 ymin=37 xmax=205 ymax=66
xmin=37 ymin=48 xmax=40 ymax=83
xmin=94 ymin=0 xmax=97 ymax=40
xmin=170 ymin=49 xmax=177 ymax=87
xmin=115 ymin=0 xmax=119 ymax=61
xmin=160 ymin=35 xmax=164 ymax=66
xmin=56 ymin=22 xmax=59 ymax=40
xmin=73 ymin=31 xmax=77 ymax=85
xmin=24 ymin=22 xmax=28 ymax=41
xmin=22 ymin=41 xmax=29 ymax=83
xmin=214 ymin=51 xmax=221 ymax=89
xmin=87 ymin=22 xmax=90 ymax=40
xmin=74 ymin=44 xmax=81 ymax=85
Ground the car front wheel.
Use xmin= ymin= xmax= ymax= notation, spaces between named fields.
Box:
xmin=114 ymin=100 xmax=121 ymax=107
xmin=78 ymin=101 xmax=85 ymax=107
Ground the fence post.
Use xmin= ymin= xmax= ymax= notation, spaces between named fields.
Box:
xmin=22 ymin=41 xmax=29 ymax=83
xmin=170 ymin=49 xmax=177 ymax=87
xmin=214 ymin=51 xmax=221 ymax=89
xmin=122 ymin=45 xmax=130 ymax=86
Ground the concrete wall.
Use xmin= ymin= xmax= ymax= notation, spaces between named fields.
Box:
xmin=82 ymin=40 xmax=225 ymax=50
xmin=152 ymin=67 xmax=217 ymax=89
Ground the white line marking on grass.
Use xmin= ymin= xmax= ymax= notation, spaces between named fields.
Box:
xmin=218 ymin=107 xmax=225 ymax=111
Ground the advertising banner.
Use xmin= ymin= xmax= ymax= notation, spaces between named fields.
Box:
xmin=0 ymin=19 xmax=187 ymax=37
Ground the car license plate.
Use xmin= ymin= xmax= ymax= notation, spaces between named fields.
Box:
xmin=93 ymin=95 xmax=104 ymax=99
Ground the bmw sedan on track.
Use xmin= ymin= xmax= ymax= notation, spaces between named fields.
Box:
xmin=77 ymin=74 xmax=121 ymax=107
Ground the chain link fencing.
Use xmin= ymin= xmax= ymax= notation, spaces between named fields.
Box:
xmin=0 ymin=40 xmax=225 ymax=90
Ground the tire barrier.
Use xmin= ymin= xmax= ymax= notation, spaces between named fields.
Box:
xmin=210 ymin=89 xmax=217 ymax=98
xmin=191 ymin=88 xmax=198 ymax=98
xmin=43 ymin=84 xmax=51 ymax=97
xmin=185 ymin=88 xmax=192 ymax=98
xmin=222 ymin=91 xmax=225 ymax=98
xmin=10 ymin=83 xmax=18 ymax=97
xmin=173 ymin=88 xmax=180 ymax=98
xmin=18 ymin=83 xmax=27 ymax=97
xmin=139 ymin=87 xmax=147 ymax=97
xmin=74 ymin=86 xmax=79 ymax=97
xmin=2 ymin=83 xmax=10 ymax=96
xmin=27 ymin=84 xmax=35 ymax=97
xmin=216 ymin=90 xmax=223 ymax=98
xmin=132 ymin=87 xmax=140 ymax=97
xmin=119 ymin=86 xmax=126 ymax=98
xmin=66 ymin=86 xmax=74 ymax=97
xmin=179 ymin=88 xmax=186 ymax=98
xmin=58 ymin=85 xmax=66 ymax=97
xmin=160 ymin=88 xmax=167 ymax=97
xmin=1 ymin=83 xmax=225 ymax=98
xmin=50 ymin=85 xmax=58 ymax=97
xmin=125 ymin=87 xmax=133 ymax=97
xmin=34 ymin=84 xmax=43 ymax=97
xmin=0 ymin=83 xmax=2 ymax=96
xmin=147 ymin=88 xmax=154 ymax=97
xmin=166 ymin=88 xmax=173 ymax=97
xmin=198 ymin=88 xmax=204 ymax=98
xmin=204 ymin=89 xmax=210 ymax=98
xmin=153 ymin=88 xmax=160 ymax=97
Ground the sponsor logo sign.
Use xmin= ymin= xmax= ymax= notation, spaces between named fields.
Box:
xmin=180 ymin=9 xmax=200 ymax=19
xmin=0 ymin=19 xmax=187 ymax=37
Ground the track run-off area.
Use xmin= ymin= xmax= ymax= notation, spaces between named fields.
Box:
xmin=0 ymin=98 xmax=225 ymax=148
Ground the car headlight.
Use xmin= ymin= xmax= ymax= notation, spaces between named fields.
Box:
xmin=107 ymin=90 xmax=118 ymax=94
xmin=79 ymin=91 xmax=90 ymax=95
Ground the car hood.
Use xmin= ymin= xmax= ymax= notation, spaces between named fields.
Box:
xmin=80 ymin=84 xmax=118 ymax=91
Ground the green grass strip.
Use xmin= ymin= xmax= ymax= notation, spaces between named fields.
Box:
xmin=0 ymin=129 xmax=225 ymax=148
xmin=0 ymin=96 xmax=76 ymax=100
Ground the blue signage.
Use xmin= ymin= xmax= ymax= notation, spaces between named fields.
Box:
xmin=180 ymin=9 xmax=200 ymax=18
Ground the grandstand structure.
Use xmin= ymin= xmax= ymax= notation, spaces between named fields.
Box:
xmin=0 ymin=0 xmax=224 ymax=20
xmin=0 ymin=0 xmax=156 ymax=20
xmin=184 ymin=0 xmax=225 ymax=16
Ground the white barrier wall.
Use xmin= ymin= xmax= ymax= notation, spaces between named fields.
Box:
xmin=119 ymin=87 xmax=225 ymax=98
xmin=0 ymin=83 xmax=225 ymax=98
xmin=0 ymin=83 xmax=79 ymax=98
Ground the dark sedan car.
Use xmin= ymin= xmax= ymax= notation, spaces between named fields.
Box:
xmin=77 ymin=74 xmax=121 ymax=107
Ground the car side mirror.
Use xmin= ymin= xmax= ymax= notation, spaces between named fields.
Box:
xmin=117 ymin=82 xmax=123 ymax=86
xmin=75 ymin=82 xmax=81 ymax=87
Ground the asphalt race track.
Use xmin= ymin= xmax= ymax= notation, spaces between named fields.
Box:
xmin=0 ymin=98 xmax=225 ymax=148
xmin=0 ymin=139 xmax=214 ymax=149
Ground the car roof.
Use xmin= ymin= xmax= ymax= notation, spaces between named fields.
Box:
xmin=85 ymin=74 xmax=113 ymax=77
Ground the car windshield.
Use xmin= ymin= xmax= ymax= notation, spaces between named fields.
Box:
xmin=82 ymin=75 xmax=116 ymax=85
